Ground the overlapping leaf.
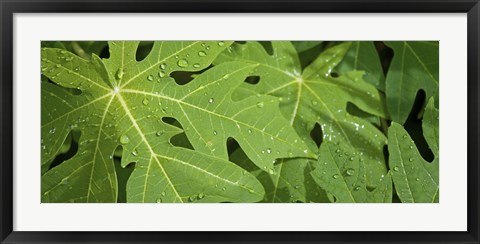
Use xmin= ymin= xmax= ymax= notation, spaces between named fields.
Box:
xmin=41 ymin=40 xmax=440 ymax=204
xmin=230 ymin=148 xmax=329 ymax=203
xmin=215 ymin=41 xmax=389 ymax=187
xmin=388 ymin=98 xmax=439 ymax=203
xmin=385 ymin=41 xmax=439 ymax=124
xmin=292 ymin=41 xmax=323 ymax=53
xmin=311 ymin=141 xmax=392 ymax=203
xmin=336 ymin=41 xmax=385 ymax=91
xmin=41 ymin=41 xmax=312 ymax=203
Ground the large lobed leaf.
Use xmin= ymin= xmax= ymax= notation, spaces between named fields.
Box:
xmin=310 ymin=141 xmax=392 ymax=203
xmin=230 ymin=148 xmax=329 ymax=203
xmin=215 ymin=41 xmax=389 ymax=188
xmin=388 ymin=98 xmax=439 ymax=203
xmin=335 ymin=41 xmax=385 ymax=91
xmin=384 ymin=41 xmax=439 ymax=124
xmin=41 ymin=41 xmax=312 ymax=203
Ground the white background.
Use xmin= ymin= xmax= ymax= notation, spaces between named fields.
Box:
xmin=13 ymin=13 xmax=467 ymax=231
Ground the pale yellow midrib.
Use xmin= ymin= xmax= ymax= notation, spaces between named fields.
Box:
xmin=116 ymin=93 xmax=184 ymax=203
xmin=121 ymin=89 xmax=296 ymax=149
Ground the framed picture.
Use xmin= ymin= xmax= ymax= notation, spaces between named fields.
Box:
xmin=1 ymin=0 xmax=478 ymax=243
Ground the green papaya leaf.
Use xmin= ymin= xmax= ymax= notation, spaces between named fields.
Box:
xmin=388 ymin=98 xmax=439 ymax=203
xmin=230 ymin=148 xmax=329 ymax=203
xmin=41 ymin=41 xmax=311 ymax=203
xmin=215 ymin=41 xmax=388 ymax=186
xmin=384 ymin=41 xmax=439 ymax=124
xmin=292 ymin=41 xmax=323 ymax=53
xmin=258 ymin=158 xmax=330 ymax=203
xmin=336 ymin=41 xmax=385 ymax=91
xmin=311 ymin=141 xmax=392 ymax=203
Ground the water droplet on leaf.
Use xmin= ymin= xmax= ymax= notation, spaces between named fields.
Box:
xmin=177 ymin=59 xmax=188 ymax=68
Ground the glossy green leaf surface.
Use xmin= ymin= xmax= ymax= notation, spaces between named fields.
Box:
xmin=336 ymin=41 xmax=385 ymax=91
xmin=41 ymin=41 xmax=313 ymax=203
xmin=385 ymin=41 xmax=439 ymax=124
xmin=41 ymin=40 xmax=439 ymax=203
xmin=215 ymin=41 xmax=388 ymax=187
xmin=311 ymin=141 xmax=392 ymax=203
xmin=388 ymin=98 xmax=439 ymax=203
xmin=230 ymin=148 xmax=329 ymax=203
xmin=292 ymin=41 xmax=323 ymax=53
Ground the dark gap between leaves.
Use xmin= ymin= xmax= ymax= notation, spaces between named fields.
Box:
xmin=170 ymin=133 xmax=194 ymax=150
xmin=374 ymin=41 xmax=394 ymax=75
xmin=383 ymin=145 xmax=390 ymax=171
xmin=161 ymin=117 xmax=182 ymax=128
xmin=170 ymin=65 xmax=212 ymax=86
xmin=160 ymin=117 xmax=194 ymax=149
xmin=113 ymin=145 xmax=135 ymax=203
xmin=258 ymin=41 xmax=274 ymax=56
xmin=244 ymin=76 xmax=260 ymax=85
xmin=226 ymin=137 xmax=241 ymax=156
xmin=48 ymin=130 xmax=80 ymax=170
xmin=227 ymin=138 xmax=258 ymax=172
xmin=98 ymin=43 xmax=110 ymax=59
xmin=135 ymin=41 xmax=154 ymax=62
xmin=404 ymin=89 xmax=435 ymax=162
xmin=310 ymin=122 xmax=323 ymax=149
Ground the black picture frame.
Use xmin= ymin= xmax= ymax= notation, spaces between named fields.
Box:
xmin=1 ymin=0 xmax=479 ymax=243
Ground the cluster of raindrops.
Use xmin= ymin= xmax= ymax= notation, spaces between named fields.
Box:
xmin=41 ymin=50 xmax=80 ymax=81
xmin=392 ymin=134 xmax=417 ymax=178
xmin=155 ymin=191 xmax=169 ymax=203
xmin=144 ymin=41 xmax=228 ymax=85
xmin=321 ymin=144 xmax=371 ymax=190
xmin=188 ymin=193 xmax=206 ymax=202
